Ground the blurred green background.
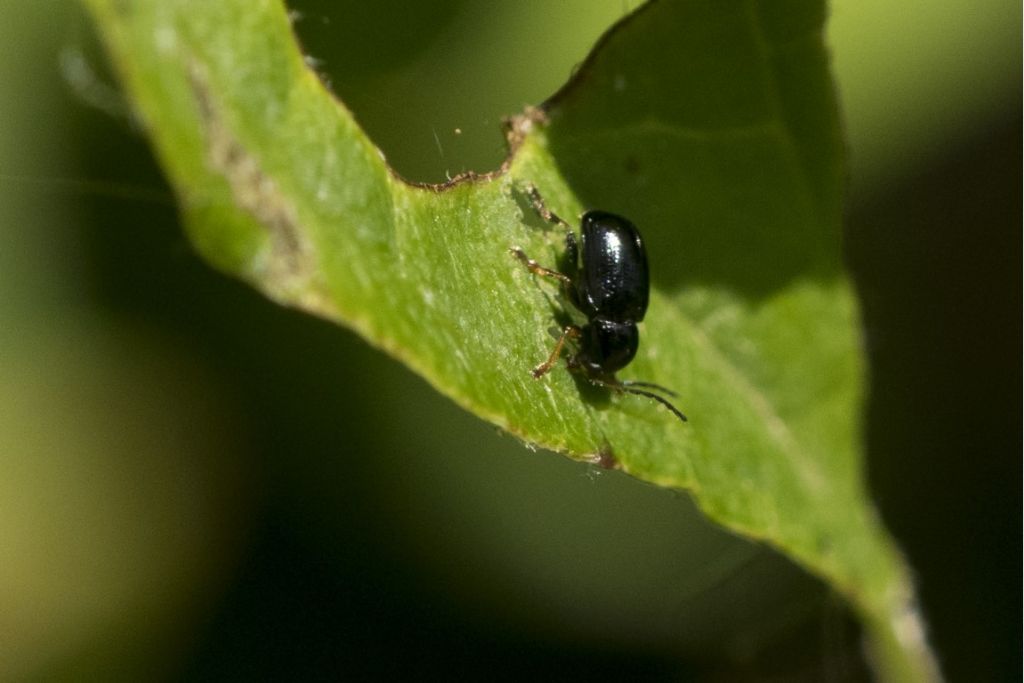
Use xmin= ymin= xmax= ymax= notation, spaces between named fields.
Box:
xmin=0 ymin=0 xmax=1018 ymax=679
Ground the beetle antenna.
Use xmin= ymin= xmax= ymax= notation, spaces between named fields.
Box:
xmin=619 ymin=379 xmax=679 ymax=398
xmin=619 ymin=386 xmax=689 ymax=423
xmin=587 ymin=376 xmax=688 ymax=423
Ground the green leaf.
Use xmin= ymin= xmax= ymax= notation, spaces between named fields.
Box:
xmin=83 ymin=0 xmax=939 ymax=679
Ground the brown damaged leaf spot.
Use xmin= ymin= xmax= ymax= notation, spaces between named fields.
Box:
xmin=585 ymin=444 xmax=620 ymax=470
xmin=187 ymin=62 xmax=336 ymax=317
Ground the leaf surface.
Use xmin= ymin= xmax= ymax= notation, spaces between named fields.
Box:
xmin=84 ymin=0 xmax=938 ymax=679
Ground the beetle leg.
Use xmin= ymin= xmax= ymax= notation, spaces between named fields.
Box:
xmin=562 ymin=229 xmax=580 ymax=281
xmin=532 ymin=325 xmax=582 ymax=379
xmin=509 ymin=247 xmax=573 ymax=285
xmin=526 ymin=185 xmax=573 ymax=230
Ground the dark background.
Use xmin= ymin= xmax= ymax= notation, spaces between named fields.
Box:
xmin=1 ymin=1 xmax=1018 ymax=680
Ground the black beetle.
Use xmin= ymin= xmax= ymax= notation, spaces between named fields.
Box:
xmin=510 ymin=186 xmax=687 ymax=423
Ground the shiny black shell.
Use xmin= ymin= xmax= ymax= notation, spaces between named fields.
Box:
xmin=573 ymin=210 xmax=649 ymax=323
